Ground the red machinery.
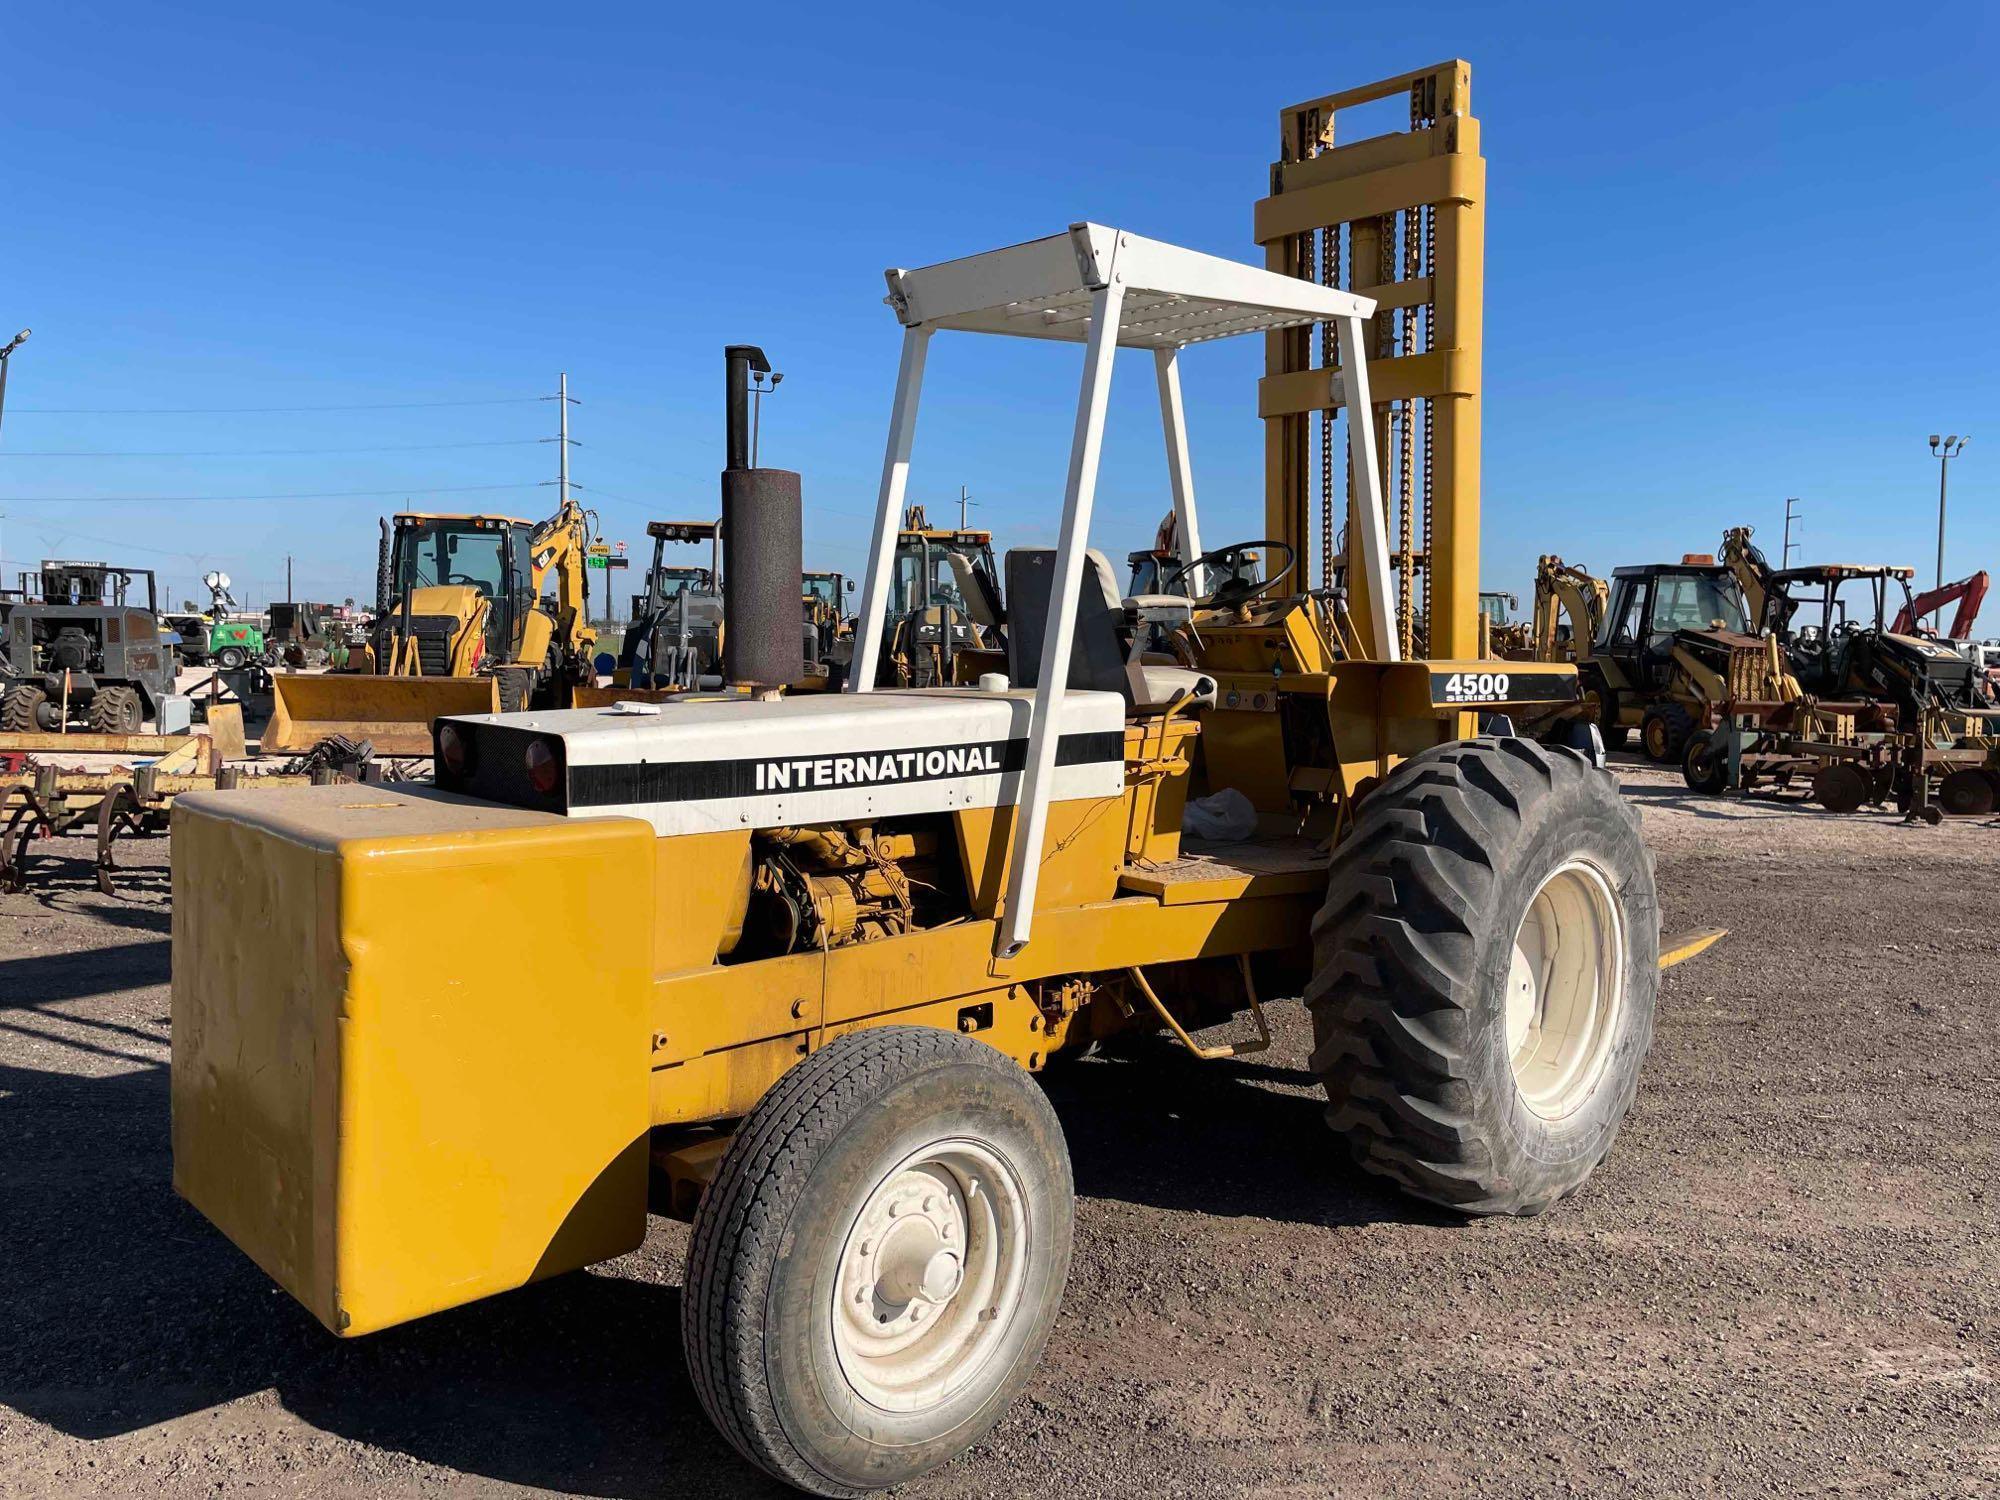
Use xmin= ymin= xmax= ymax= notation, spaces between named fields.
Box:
xmin=1893 ymin=570 xmax=1989 ymax=639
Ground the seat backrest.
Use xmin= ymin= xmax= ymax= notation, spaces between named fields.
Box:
xmin=1004 ymin=547 xmax=1142 ymax=707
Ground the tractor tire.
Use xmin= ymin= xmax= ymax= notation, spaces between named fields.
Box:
xmin=1639 ymin=703 xmax=1693 ymax=763
xmin=1811 ymin=762 xmax=1869 ymax=814
xmin=2 ymin=684 xmax=51 ymax=734
xmin=215 ymin=646 xmax=249 ymax=671
xmin=683 ymin=1026 xmax=1073 ymax=1498
xmin=1305 ymin=737 xmax=1659 ymax=1217
xmin=87 ymin=686 xmax=143 ymax=735
xmin=1937 ymin=767 xmax=1995 ymax=817
xmin=495 ymin=669 xmax=532 ymax=714
xmin=1681 ymin=730 xmax=1727 ymax=795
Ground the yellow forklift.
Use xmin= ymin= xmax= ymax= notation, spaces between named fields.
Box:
xmin=172 ymin=64 xmax=1717 ymax=1497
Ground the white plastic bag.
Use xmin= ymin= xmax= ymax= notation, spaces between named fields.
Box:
xmin=1181 ymin=786 xmax=1257 ymax=843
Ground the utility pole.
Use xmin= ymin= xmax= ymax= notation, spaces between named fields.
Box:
xmin=1928 ymin=434 xmax=1969 ymax=590
xmin=958 ymin=484 xmax=977 ymax=529
xmin=0 ymin=329 xmax=33 ymax=588
xmin=558 ymin=371 xmax=571 ymax=508
xmin=1781 ymin=497 xmax=1801 ymax=567
xmin=286 ymin=555 xmax=294 ymax=604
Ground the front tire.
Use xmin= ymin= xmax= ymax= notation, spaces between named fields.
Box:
xmin=1682 ymin=730 xmax=1727 ymax=795
xmin=215 ymin=646 xmax=248 ymax=671
xmin=1306 ymin=738 xmax=1659 ymax=1217
xmin=683 ymin=1027 xmax=1073 ymax=1498
xmin=494 ymin=668 xmax=532 ymax=713
xmin=1640 ymin=703 xmax=1693 ymax=763
xmin=87 ymin=685 xmax=143 ymax=734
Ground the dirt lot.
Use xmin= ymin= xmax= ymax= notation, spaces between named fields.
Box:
xmin=2 ymin=757 xmax=1995 ymax=1498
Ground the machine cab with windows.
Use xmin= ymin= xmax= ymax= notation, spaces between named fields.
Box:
xmin=621 ymin=520 xmax=725 ymax=691
xmin=383 ymin=513 xmax=534 ymax=675
xmin=874 ymin=507 xmax=1004 ymax=686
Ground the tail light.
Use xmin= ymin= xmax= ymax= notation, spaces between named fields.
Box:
xmin=526 ymin=740 xmax=559 ymax=796
xmin=438 ymin=722 xmax=471 ymax=777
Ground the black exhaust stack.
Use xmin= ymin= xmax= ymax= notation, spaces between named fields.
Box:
xmin=720 ymin=343 xmax=803 ymax=691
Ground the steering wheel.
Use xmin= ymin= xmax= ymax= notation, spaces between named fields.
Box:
xmin=1161 ymin=540 xmax=1296 ymax=610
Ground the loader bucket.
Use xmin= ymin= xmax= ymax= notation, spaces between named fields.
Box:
xmin=262 ymin=673 xmax=499 ymax=757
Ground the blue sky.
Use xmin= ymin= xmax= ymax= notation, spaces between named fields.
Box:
xmin=4 ymin=2 xmax=1994 ymax=618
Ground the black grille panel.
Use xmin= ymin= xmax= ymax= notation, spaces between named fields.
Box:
xmin=409 ymin=615 xmax=456 ymax=676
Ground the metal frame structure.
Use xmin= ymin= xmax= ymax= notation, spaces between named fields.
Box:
xmin=1256 ymin=60 xmax=1484 ymax=662
xmin=847 ymin=222 xmax=1385 ymax=955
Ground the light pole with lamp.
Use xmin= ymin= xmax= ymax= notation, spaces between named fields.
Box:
xmin=1928 ymin=434 xmax=1969 ymax=591
xmin=0 ymin=329 xmax=30 ymax=592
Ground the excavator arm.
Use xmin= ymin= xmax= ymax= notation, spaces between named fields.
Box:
xmin=1531 ymin=555 xmax=1607 ymax=663
xmin=1720 ymin=526 xmax=1773 ymax=629
xmin=524 ymin=499 xmax=598 ymax=665
xmin=1894 ymin=570 xmax=1989 ymax=640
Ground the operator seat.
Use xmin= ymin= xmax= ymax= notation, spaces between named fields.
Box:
xmin=1003 ymin=547 xmax=1214 ymax=716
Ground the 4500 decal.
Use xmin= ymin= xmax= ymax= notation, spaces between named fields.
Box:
xmin=1426 ymin=669 xmax=1580 ymax=707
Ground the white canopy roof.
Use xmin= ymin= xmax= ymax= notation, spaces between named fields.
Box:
xmin=853 ymin=221 xmax=1393 ymax=959
xmin=884 ymin=222 xmax=1376 ymax=349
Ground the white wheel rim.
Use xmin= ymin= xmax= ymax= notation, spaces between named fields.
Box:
xmin=830 ymin=1138 xmax=1029 ymax=1414
xmin=1504 ymin=857 xmax=1626 ymax=1120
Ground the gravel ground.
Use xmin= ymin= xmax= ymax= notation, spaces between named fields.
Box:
xmin=2 ymin=756 xmax=1995 ymax=1498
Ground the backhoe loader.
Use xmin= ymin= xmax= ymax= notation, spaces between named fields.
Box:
xmin=1515 ymin=551 xmax=1758 ymax=760
xmin=1683 ymin=556 xmax=2000 ymax=817
xmin=875 ymin=505 xmax=1005 ymax=687
xmin=264 ymin=501 xmax=599 ymax=754
xmin=173 ymin=66 xmax=1718 ymax=1498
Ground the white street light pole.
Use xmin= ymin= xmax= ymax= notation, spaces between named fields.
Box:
xmin=1928 ymin=434 xmax=1969 ymax=591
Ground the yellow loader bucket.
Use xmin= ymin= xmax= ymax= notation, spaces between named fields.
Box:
xmin=570 ymin=683 xmax=682 ymax=708
xmin=263 ymin=673 xmax=499 ymax=757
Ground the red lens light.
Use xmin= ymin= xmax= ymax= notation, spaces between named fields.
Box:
xmin=438 ymin=723 xmax=468 ymax=776
xmin=526 ymin=740 xmax=559 ymax=796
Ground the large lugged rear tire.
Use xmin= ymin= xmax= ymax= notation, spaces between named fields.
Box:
xmin=1306 ymin=737 xmax=1659 ymax=1217
xmin=683 ymin=1027 xmax=1074 ymax=1498
xmin=2 ymin=684 xmax=51 ymax=733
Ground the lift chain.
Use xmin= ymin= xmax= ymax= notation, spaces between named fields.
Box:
xmin=1319 ymin=221 xmax=1339 ymax=593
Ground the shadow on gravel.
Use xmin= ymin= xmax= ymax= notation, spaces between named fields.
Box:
xmin=0 ymin=938 xmax=169 ymax=1008
xmin=1 ymin=842 xmax=174 ymax=904
xmin=0 ymin=1065 xmax=766 ymax=1497
xmin=1615 ymin=784 xmax=1743 ymax=819
xmin=1039 ymin=1031 xmax=1455 ymax=1230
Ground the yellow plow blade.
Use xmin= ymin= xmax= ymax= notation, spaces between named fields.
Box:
xmin=263 ymin=673 xmax=498 ymax=757
xmin=1658 ymin=927 xmax=1727 ymax=970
